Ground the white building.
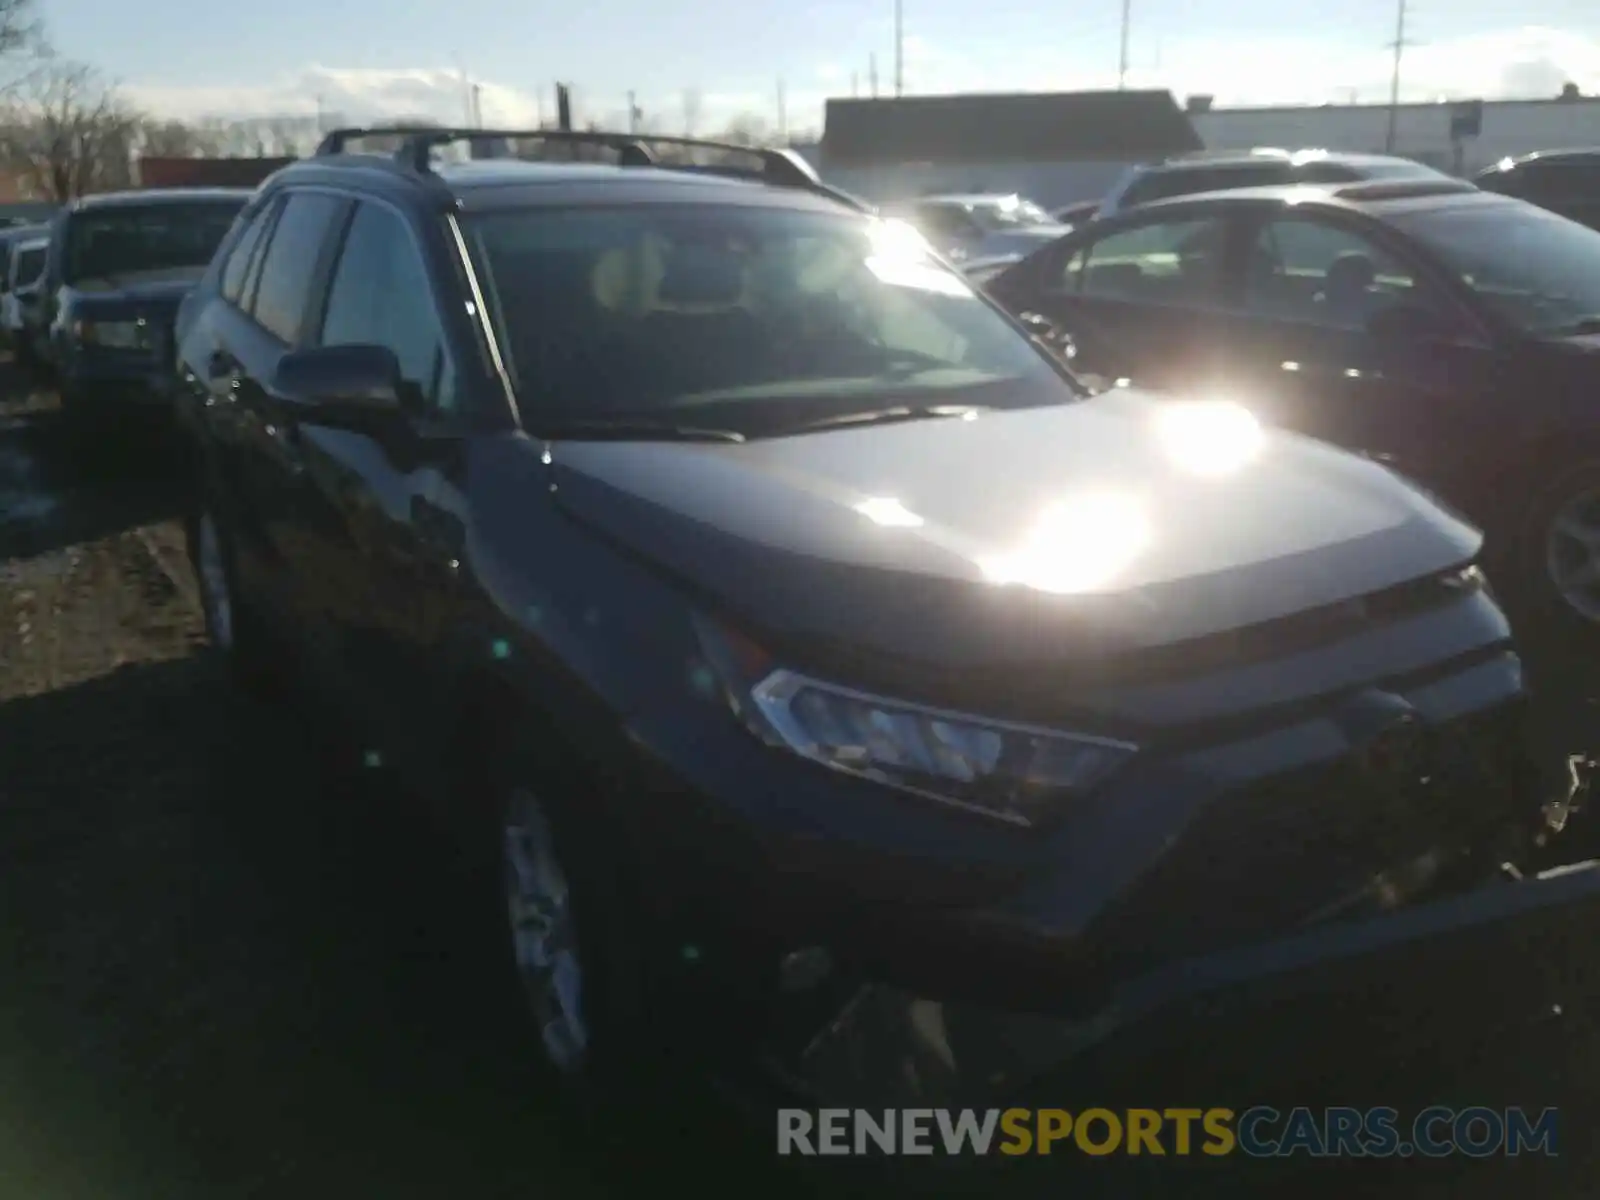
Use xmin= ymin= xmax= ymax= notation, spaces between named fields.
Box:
xmin=1190 ymin=95 xmax=1600 ymax=176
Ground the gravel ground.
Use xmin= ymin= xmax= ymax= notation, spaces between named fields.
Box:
xmin=5 ymin=363 xmax=1600 ymax=1199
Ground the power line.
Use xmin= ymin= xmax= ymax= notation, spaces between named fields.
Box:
xmin=1118 ymin=0 xmax=1132 ymax=88
xmin=1384 ymin=0 xmax=1423 ymax=152
xmin=895 ymin=2 xmax=907 ymax=96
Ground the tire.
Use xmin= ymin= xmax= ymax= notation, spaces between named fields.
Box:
xmin=188 ymin=499 xmax=280 ymax=698
xmin=486 ymin=741 xmax=753 ymax=1119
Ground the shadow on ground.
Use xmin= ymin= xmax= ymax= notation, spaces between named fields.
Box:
xmin=0 ymin=655 xmax=817 ymax=1200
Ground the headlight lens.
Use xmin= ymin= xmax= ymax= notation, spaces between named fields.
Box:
xmin=694 ymin=616 xmax=1137 ymax=827
xmin=76 ymin=318 xmax=147 ymax=348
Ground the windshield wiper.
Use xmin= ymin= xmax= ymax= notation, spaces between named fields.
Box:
xmin=785 ymin=404 xmax=990 ymax=433
xmin=530 ymin=417 xmax=745 ymax=443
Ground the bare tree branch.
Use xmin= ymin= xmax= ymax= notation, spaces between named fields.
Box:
xmin=0 ymin=0 xmax=46 ymax=98
xmin=0 ymin=58 xmax=139 ymax=200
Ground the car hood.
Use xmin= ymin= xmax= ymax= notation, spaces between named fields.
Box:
xmin=547 ymin=390 xmax=1480 ymax=667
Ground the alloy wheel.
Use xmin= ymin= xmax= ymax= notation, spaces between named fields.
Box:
xmin=503 ymin=786 xmax=589 ymax=1073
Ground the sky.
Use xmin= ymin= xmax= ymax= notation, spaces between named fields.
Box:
xmin=36 ymin=0 xmax=1600 ymax=136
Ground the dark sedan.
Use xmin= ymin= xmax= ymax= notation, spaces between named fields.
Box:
xmin=42 ymin=187 xmax=249 ymax=429
xmin=986 ymin=177 xmax=1600 ymax=637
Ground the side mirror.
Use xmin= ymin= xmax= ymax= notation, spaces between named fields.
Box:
xmin=271 ymin=343 xmax=403 ymax=428
xmin=1019 ymin=310 xmax=1078 ymax=361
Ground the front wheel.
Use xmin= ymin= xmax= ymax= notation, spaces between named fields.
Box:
xmin=190 ymin=503 xmax=279 ymax=697
xmin=503 ymin=784 xmax=595 ymax=1078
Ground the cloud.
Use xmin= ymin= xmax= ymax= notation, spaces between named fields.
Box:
xmin=123 ymin=26 xmax=1600 ymax=141
xmin=1109 ymin=25 xmax=1600 ymax=105
xmin=125 ymin=65 xmax=830 ymax=139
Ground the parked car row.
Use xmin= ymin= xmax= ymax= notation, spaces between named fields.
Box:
xmin=0 ymin=221 xmax=50 ymax=369
xmin=44 ymin=127 xmax=1600 ymax=1122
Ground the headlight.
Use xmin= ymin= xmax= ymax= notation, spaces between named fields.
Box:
xmin=75 ymin=318 xmax=147 ymax=348
xmin=694 ymin=616 xmax=1137 ymax=827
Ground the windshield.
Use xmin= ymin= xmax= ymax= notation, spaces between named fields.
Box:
xmin=1387 ymin=200 xmax=1600 ymax=335
xmin=965 ymin=197 xmax=1059 ymax=230
xmin=465 ymin=205 xmax=1080 ymax=434
xmin=63 ymin=201 xmax=245 ymax=284
xmin=13 ymin=245 xmax=44 ymax=286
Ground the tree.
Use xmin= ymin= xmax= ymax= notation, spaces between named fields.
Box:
xmin=0 ymin=58 xmax=139 ymax=199
xmin=139 ymin=116 xmax=222 ymax=158
xmin=718 ymin=112 xmax=768 ymax=147
xmin=0 ymin=0 xmax=42 ymax=94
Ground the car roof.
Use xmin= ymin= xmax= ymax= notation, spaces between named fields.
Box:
xmin=274 ymin=154 xmax=862 ymax=216
xmin=71 ymin=187 xmax=253 ymax=211
xmin=1478 ymin=147 xmax=1600 ymax=174
xmin=1150 ymin=149 xmax=1430 ymax=172
xmin=1124 ymin=179 xmax=1513 ymax=219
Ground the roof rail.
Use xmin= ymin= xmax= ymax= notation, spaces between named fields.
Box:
xmin=313 ymin=125 xmax=870 ymax=211
xmin=1332 ymin=178 xmax=1480 ymax=202
xmin=314 ymin=125 xmax=453 ymax=157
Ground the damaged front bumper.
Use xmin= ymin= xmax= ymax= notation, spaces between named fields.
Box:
xmin=747 ymin=756 xmax=1600 ymax=1110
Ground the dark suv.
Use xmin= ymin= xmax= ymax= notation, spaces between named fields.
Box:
xmin=1474 ymin=148 xmax=1600 ymax=231
xmin=44 ymin=187 xmax=249 ymax=427
xmin=173 ymin=126 xmax=1598 ymax=1109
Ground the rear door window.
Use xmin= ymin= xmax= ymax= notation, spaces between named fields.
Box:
xmin=1065 ymin=216 xmax=1235 ymax=309
xmin=249 ymin=191 xmax=346 ymax=344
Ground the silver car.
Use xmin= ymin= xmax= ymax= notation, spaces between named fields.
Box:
xmin=888 ymin=192 xmax=1069 ymax=263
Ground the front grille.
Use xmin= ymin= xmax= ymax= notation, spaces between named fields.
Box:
xmin=1085 ymin=700 xmax=1534 ymax=977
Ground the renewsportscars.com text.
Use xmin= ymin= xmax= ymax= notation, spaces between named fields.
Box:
xmin=776 ymin=1106 xmax=1559 ymax=1158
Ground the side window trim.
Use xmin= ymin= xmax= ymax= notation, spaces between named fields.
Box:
xmin=316 ymin=194 xmax=459 ymax=414
xmin=235 ymin=196 xmax=283 ymax=316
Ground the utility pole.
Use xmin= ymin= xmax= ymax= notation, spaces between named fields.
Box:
xmin=314 ymin=94 xmax=325 ymax=135
xmin=869 ymin=53 xmax=879 ymax=98
xmin=893 ymin=0 xmax=904 ymax=96
xmin=1117 ymin=0 xmax=1132 ymax=88
xmin=776 ymin=79 xmax=788 ymax=141
xmin=471 ymin=83 xmax=483 ymax=128
xmin=1384 ymin=0 xmax=1408 ymax=152
xmin=627 ymin=90 xmax=638 ymax=132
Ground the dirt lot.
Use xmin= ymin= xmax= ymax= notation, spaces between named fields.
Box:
xmin=5 ymin=362 xmax=1600 ymax=1199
